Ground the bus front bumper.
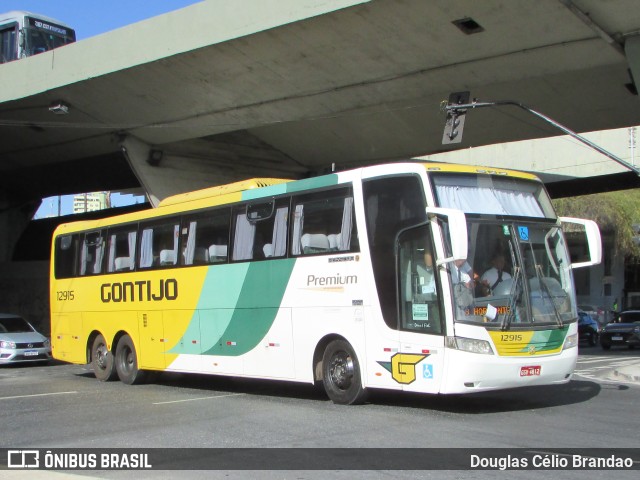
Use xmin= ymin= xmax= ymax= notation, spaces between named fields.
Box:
xmin=439 ymin=347 xmax=578 ymax=394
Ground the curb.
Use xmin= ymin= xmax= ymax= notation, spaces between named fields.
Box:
xmin=610 ymin=365 xmax=640 ymax=384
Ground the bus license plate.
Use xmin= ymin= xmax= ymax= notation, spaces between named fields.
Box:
xmin=24 ymin=351 xmax=38 ymax=356
xmin=520 ymin=366 xmax=541 ymax=377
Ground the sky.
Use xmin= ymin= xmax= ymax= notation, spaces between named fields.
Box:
xmin=9 ymin=1 xmax=203 ymax=217
xmin=8 ymin=1 xmax=202 ymax=39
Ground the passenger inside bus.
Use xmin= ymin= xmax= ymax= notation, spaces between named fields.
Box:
xmin=481 ymin=252 xmax=512 ymax=294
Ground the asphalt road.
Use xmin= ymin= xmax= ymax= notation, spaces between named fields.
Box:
xmin=1 ymin=346 xmax=639 ymax=480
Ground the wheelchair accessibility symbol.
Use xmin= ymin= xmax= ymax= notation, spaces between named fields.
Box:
xmin=518 ymin=226 xmax=529 ymax=241
xmin=423 ymin=364 xmax=434 ymax=380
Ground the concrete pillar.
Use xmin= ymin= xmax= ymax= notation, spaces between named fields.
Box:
xmin=120 ymin=134 xmax=303 ymax=206
xmin=0 ymin=261 xmax=49 ymax=333
xmin=0 ymin=191 xmax=47 ymax=331
xmin=0 ymin=192 xmax=39 ymax=262
xmin=120 ymin=135 xmax=265 ymax=206
xmin=625 ymin=35 xmax=640 ymax=93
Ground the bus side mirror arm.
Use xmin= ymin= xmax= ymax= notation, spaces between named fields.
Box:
xmin=559 ymin=216 xmax=602 ymax=269
xmin=425 ymin=207 xmax=468 ymax=266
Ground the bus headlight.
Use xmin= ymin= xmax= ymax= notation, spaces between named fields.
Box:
xmin=446 ymin=336 xmax=494 ymax=355
xmin=563 ymin=333 xmax=578 ymax=350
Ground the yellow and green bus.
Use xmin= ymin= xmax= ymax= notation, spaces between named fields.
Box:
xmin=50 ymin=162 xmax=600 ymax=404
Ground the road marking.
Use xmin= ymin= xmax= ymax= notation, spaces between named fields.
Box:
xmin=577 ymin=356 xmax=611 ymax=364
xmin=0 ymin=391 xmax=77 ymax=401
xmin=611 ymin=359 xmax=640 ymax=366
xmin=153 ymin=393 xmax=245 ymax=405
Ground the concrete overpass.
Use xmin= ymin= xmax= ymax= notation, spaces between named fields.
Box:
xmin=2 ymin=0 xmax=640 ymax=326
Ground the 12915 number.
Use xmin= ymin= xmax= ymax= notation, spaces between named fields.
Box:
xmin=500 ymin=334 xmax=523 ymax=342
xmin=57 ymin=290 xmax=75 ymax=301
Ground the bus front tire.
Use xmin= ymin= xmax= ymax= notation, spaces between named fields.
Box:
xmin=115 ymin=335 xmax=147 ymax=385
xmin=322 ymin=339 xmax=368 ymax=405
xmin=91 ymin=334 xmax=117 ymax=382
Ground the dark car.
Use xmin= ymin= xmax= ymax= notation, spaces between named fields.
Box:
xmin=578 ymin=310 xmax=599 ymax=346
xmin=600 ymin=310 xmax=640 ymax=350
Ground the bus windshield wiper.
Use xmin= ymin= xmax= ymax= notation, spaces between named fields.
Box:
xmin=535 ymin=264 xmax=564 ymax=327
xmin=501 ymin=266 xmax=521 ymax=331
xmin=501 ymin=239 xmax=520 ymax=331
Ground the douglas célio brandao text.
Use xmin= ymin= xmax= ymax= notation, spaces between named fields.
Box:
xmin=470 ymin=453 xmax=635 ymax=470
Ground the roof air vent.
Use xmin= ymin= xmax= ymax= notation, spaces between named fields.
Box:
xmin=452 ymin=17 xmax=484 ymax=35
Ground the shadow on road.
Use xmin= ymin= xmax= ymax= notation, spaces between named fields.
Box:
xmin=72 ymin=365 xmax=604 ymax=414
xmin=368 ymin=379 xmax=602 ymax=413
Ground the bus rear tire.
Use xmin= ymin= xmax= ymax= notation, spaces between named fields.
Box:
xmin=115 ymin=335 xmax=147 ymax=385
xmin=91 ymin=334 xmax=117 ymax=382
xmin=322 ymin=339 xmax=368 ymax=405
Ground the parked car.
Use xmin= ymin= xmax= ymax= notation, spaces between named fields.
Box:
xmin=0 ymin=314 xmax=51 ymax=364
xmin=600 ymin=310 xmax=640 ymax=350
xmin=578 ymin=304 xmax=603 ymax=324
xmin=577 ymin=310 xmax=599 ymax=346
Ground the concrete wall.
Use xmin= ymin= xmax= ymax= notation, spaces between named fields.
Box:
xmin=0 ymin=261 xmax=50 ymax=335
xmin=420 ymin=126 xmax=639 ymax=180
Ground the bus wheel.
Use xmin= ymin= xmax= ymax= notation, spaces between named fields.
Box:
xmin=91 ymin=334 xmax=117 ymax=382
xmin=322 ymin=339 xmax=368 ymax=405
xmin=114 ymin=335 xmax=147 ymax=385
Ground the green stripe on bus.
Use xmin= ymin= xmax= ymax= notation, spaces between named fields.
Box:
xmin=167 ymin=263 xmax=249 ymax=355
xmin=241 ymin=183 xmax=290 ymax=201
xmin=285 ymin=174 xmax=338 ymax=193
xmin=523 ymin=326 xmax=568 ymax=353
xmin=200 ymin=259 xmax=296 ymax=356
xmin=240 ymin=174 xmax=339 ymax=201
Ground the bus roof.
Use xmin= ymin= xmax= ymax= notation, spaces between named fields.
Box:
xmin=158 ymin=178 xmax=292 ymax=208
xmin=419 ymin=162 xmax=541 ymax=181
xmin=52 ymin=162 xmax=543 ymax=236
xmin=0 ymin=11 xmax=74 ymax=29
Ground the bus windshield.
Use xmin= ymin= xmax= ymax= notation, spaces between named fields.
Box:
xmin=432 ymin=172 xmax=555 ymax=219
xmin=24 ymin=15 xmax=75 ymax=56
xmin=449 ymin=220 xmax=574 ymax=327
xmin=432 ymin=173 xmax=574 ymax=327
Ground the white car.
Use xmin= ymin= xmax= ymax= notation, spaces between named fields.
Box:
xmin=0 ymin=314 xmax=52 ymax=364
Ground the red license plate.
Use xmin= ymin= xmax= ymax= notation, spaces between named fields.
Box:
xmin=520 ymin=365 xmax=541 ymax=377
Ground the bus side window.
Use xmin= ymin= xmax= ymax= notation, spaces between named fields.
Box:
xmin=54 ymin=234 xmax=80 ymax=279
xmin=182 ymin=208 xmax=230 ymax=265
xmin=139 ymin=221 xmax=180 ymax=269
xmin=259 ymin=200 xmax=289 ymax=259
xmin=106 ymin=227 xmax=137 ymax=273
xmin=291 ymin=188 xmax=357 ymax=256
xmin=80 ymin=231 xmax=105 ymax=275
xmin=232 ymin=200 xmax=289 ymax=261
xmin=0 ymin=25 xmax=19 ymax=63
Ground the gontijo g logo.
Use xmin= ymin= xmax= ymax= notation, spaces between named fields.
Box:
xmin=377 ymin=353 xmax=429 ymax=384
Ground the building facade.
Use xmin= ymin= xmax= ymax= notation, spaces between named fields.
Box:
xmin=72 ymin=192 xmax=110 ymax=214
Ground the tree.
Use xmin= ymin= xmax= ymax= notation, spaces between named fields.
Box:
xmin=552 ymin=189 xmax=640 ymax=259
